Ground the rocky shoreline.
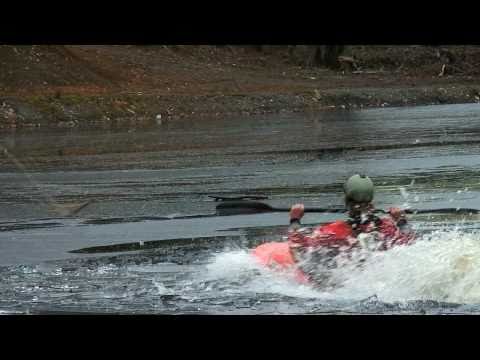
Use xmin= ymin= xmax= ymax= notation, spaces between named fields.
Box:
xmin=2 ymin=83 xmax=480 ymax=131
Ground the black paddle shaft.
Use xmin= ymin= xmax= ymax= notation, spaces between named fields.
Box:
xmin=215 ymin=200 xmax=345 ymax=216
xmin=215 ymin=200 xmax=480 ymax=216
xmin=404 ymin=208 xmax=480 ymax=215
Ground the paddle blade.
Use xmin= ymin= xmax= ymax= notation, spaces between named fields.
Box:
xmin=215 ymin=201 xmax=275 ymax=216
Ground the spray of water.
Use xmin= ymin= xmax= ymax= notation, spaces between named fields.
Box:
xmin=204 ymin=250 xmax=330 ymax=299
xmin=203 ymin=229 xmax=480 ymax=305
xmin=330 ymin=229 xmax=480 ymax=304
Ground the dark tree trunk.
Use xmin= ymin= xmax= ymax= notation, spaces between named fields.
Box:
xmin=313 ymin=45 xmax=345 ymax=69
xmin=250 ymin=45 xmax=263 ymax=51
xmin=288 ymin=45 xmax=345 ymax=69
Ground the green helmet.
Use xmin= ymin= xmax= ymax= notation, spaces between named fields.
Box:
xmin=344 ymin=174 xmax=374 ymax=203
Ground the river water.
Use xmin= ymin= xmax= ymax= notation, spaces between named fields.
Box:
xmin=1 ymin=103 xmax=480 ymax=314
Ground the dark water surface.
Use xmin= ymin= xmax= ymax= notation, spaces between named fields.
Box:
xmin=1 ymin=103 xmax=480 ymax=314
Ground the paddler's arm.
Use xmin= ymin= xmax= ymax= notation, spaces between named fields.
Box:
xmin=288 ymin=203 xmax=314 ymax=253
xmin=290 ymin=218 xmax=302 ymax=231
xmin=287 ymin=204 xmax=322 ymax=261
xmin=289 ymin=203 xmax=305 ymax=231
xmin=388 ymin=207 xmax=408 ymax=228
xmin=387 ymin=207 xmax=416 ymax=240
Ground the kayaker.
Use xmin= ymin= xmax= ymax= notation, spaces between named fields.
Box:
xmin=288 ymin=174 xmax=415 ymax=265
xmin=252 ymin=174 xmax=415 ymax=284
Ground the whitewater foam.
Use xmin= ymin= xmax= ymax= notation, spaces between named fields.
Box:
xmin=204 ymin=250 xmax=334 ymax=299
xmin=330 ymin=229 xmax=480 ymax=304
xmin=204 ymin=229 xmax=480 ymax=305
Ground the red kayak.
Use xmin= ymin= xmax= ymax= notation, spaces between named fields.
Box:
xmin=251 ymin=219 xmax=415 ymax=285
xmin=251 ymin=242 xmax=310 ymax=284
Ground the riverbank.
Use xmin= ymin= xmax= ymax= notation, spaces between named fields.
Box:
xmin=1 ymin=45 xmax=480 ymax=130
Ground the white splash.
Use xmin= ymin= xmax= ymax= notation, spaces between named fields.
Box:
xmin=152 ymin=281 xmax=174 ymax=296
xmin=330 ymin=229 xmax=480 ymax=304
xmin=204 ymin=229 xmax=480 ymax=305
xmin=205 ymin=250 xmax=261 ymax=280
xmin=204 ymin=250 xmax=330 ymax=299
xmin=399 ymin=186 xmax=411 ymax=208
